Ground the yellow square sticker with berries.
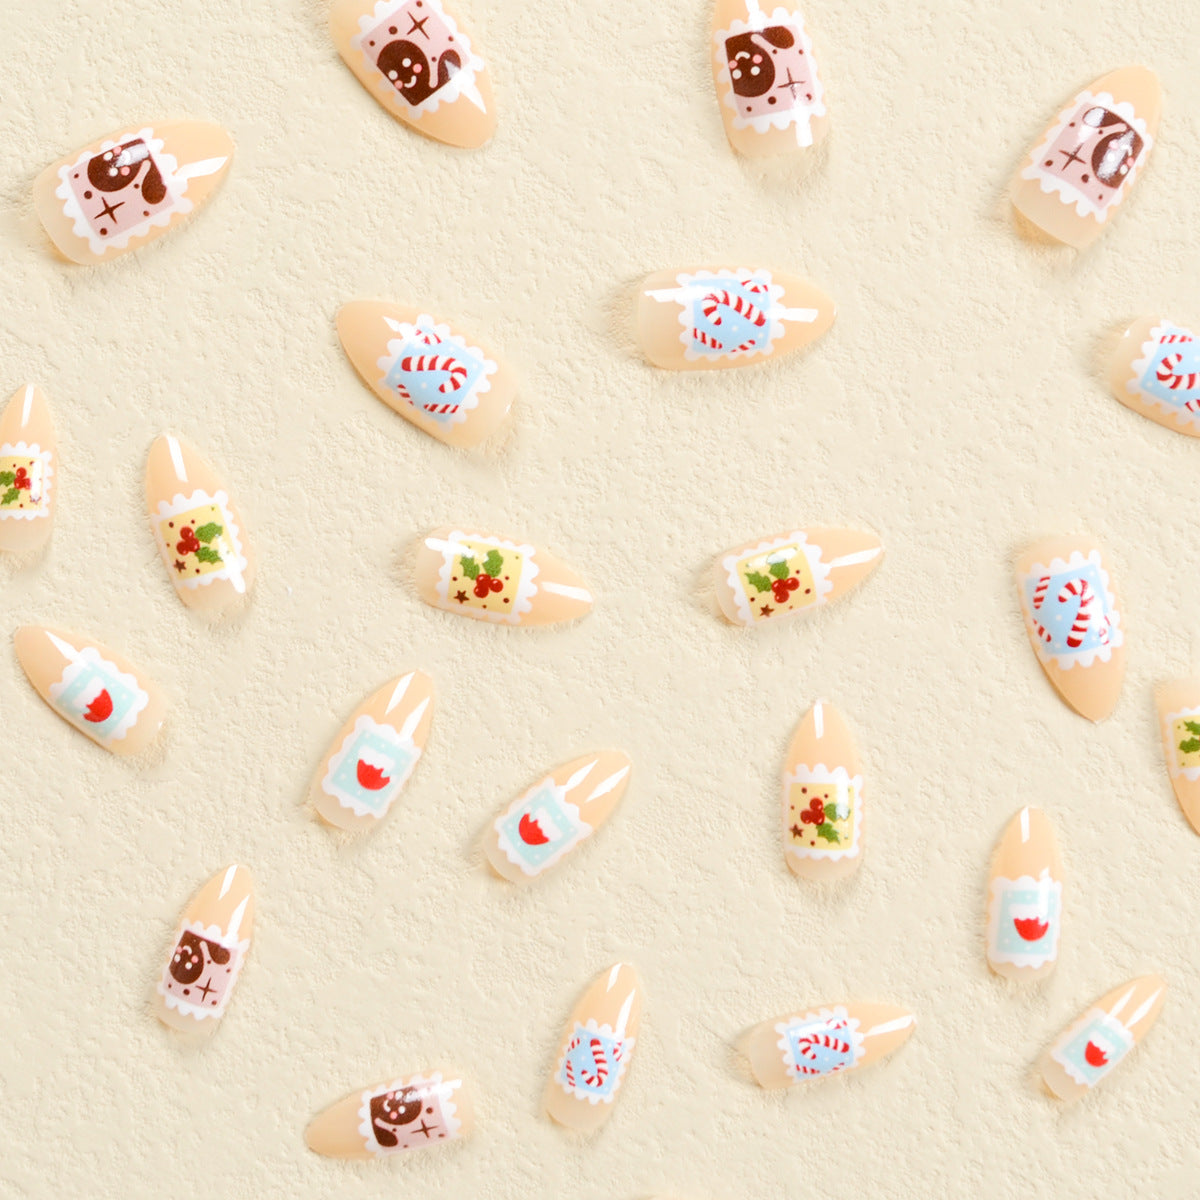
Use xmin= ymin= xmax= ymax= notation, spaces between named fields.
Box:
xmin=0 ymin=450 xmax=51 ymax=517
xmin=1171 ymin=713 xmax=1200 ymax=775
xmin=784 ymin=768 xmax=862 ymax=860
xmin=735 ymin=542 xmax=820 ymax=622
xmin=154 ymin=490 xmax=247 ymax=591
xmin=446 ymin=537 xmax=527 ymax=617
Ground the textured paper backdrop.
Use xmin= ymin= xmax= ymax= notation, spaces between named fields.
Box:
xmin=2 ymin=1 xmax=1200 ymax=1197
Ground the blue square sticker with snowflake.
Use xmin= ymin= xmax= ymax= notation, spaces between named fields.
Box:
xmin=1054 ymin=1013 xmax=1132 ymax=1088
xmin=992 ymin=879 xmax=1061 ymax=962
xmin=384 ymin=336 xmax=487 ymax=422
xmin=1138 ymin=326 xmax=1200 ymax=409
xmin=687 ymin=274 xmax=774 ymax=358
xmin=55 ymin=662 xmax=141 ymax=741
xmin=781 ymin=1016 xmax=860 ymax=1077
xmin=558 ymin=1027 xmax=626 ymax=1101
xmin=1024 ymin=563 xmax=1111 ymax=658
xmin=326 ymin=728 xmax=415 ymax=816
xmin=495 ymin=785 xmax=585 ymax=873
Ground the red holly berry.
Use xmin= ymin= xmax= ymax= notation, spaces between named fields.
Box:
xmin=176 ymin=526 xmax=200 ymax=555
xmin=489 ymin=577 xmax=503 ymax=593
xmin=13 ymin=467 xmax=30 ymax=490
xmin=800 ymin=798 xmax=825 ymax=825
xmin=474 ymin=573 xmax=503 ymax=598
xmin=772 ymin=580 xmax=790 ymax=602
xmin=785 ymin=577 xmax=799 ymax=593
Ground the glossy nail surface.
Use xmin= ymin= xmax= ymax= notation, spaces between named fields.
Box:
xmin=330 ymin=0 xmax=495 ymax=147
xmin=986 ymin=807 xmax=1063 ymax=981
xmin=1040 ymin=975 xmax=1165 ymax=1101
xmin=154 ymin=865 xmax=254 ymax=1034
xmin=1012 ymin=68 xmax=1160 ymax=249
xmin=34 ymin=121 xmax=233 ymax=264
xmin=715 ymin=526 xmax=881 ymax=626
xmin=637 ymin=267 xmax=834 ymax=370
xmin=1110 ymin=316 xmax=1200 ymax=438
xmin=545 ymin=963 xmax=641 ymax=1132
xmin=1157 ymin=679 xmax=1200 ymax=833
xmin=146 ymin=434 xmax=252 ymax=612
xmin=712 ymin=0 xmax=827 ymax=156
xmin=337 ymin=301 xmax=513 ymax=447
xmin=746 ymin=1003 xmax=914 ymax=1087
xmin=0 ymin=385 xmax=55 ymax=553
xmin=485 ymin=752 xmax=631 ymax=882
xmin=416 ymin=528 xmax=592 ymax=626
xmin=1015 ymin=537 xmax=1125 ymax=722
xmin=306 ymin=1072 xmax=471 ymax=1159
xmin=14 ymin=625 xmax=165 ymax=755
xmin=310 ymin=671 xmax=434 ymax=831
xmin=782 ymin=701 xmax=863 ymax=880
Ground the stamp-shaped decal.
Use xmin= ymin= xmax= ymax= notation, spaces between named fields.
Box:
xmin=556 ymin=1020 xmax=634 ymax=1104
xmin=432 ymin=531 xmax=539 ymax=623
xmin=784 ymin=764 xmax=862 ymax=860
xmin=1052 ymin=1009 xmax=1134 ymax=1088
xmin=988 ymin=872 xmax=1063 ymax=969
xmin=157 ymin=921 xmax=249 ymax=1021
xmin=494 ymin=779 xmax=590 ymax=876
xmin=155 ymin=489 xmax=248 ymax=592
xmin=1164 ymin=705 xmax=1200 ymax=781
xmin=1128 ymin=322 xmax=1200 ymax=427
xmin=322 ymin=714 xmax=422 ymax=818
xmin=0 ymin=441 xmax=53 ymax=520
xmin=776 ymin=1006 xmax=866 ymax=1079
xmin=722 ymin=530 xmax=832 ymax=624
xmin=48 ymin=645 xmax=149 ymax=743
xmin=1020 ymin=551 xmax=1122 ymax=670
xmin=357 ymin=1074 xmax=462 ymax=1156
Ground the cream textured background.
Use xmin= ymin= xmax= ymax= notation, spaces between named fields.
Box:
xmin=1 ymin=1 xmax=1199 ymax=1196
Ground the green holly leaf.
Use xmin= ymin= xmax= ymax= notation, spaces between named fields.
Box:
xmin=459 ymin=553 xmax=480 ymax=579
xmin=1180 ymin=738 xmax=1200 ymax=755
xmin=1 ymin=487 xmax=19 ymax=506
xmin=816 ymin=823 xmax=841 ymax=844
xmin=0 ymin=471 xmax=14 ymax=486
xmin=768 ymin=559 xmax=790 ymax=580
xmin=826 ymin=799 xmax=847 ymax=821
xmin=745 ymin=571 xmax=773 ymax=593
xmin=483 ymin=549 xmax=504 ymax=576
xmin=194 ymin=522 xmax=223 ymax=544
xmin=1183 ymin=720 xmax=1200 ymax=737
xmin=195 ymin=546 xmax=223 ymax=565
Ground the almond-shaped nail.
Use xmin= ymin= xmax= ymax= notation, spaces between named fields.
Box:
xmin=145 ymin=434 xmax=252 ymax=612
xmin=337 ymin=301 xmax=513 ymax=447
xmin=416 ymin=528 xmax=592 ymax=627
xmin=486 ymin=751 xmax=631 ymax=882
xmin=155 ymin=866 xmax=253 ymax=1034
xmin=330 ymin=0 xmax=495 ymax=147
xmin=14 ymin=625 xmax=165 ymax=755
xmin=715 ymin=526 xmax=881 ymax=626
xmin=745 ymin=1003 xmax=914 ymax=1087
xmin=34 ymin=121 xmax=233 ymax=265
xmin=545 ymin=963 xmax=642 ymax=1132
xmin=310 ymin=671 xmax=434 ymax=831
xmin=1040 ymin=975 xmax=1165 ymax=1101
xmin=1109 ymin=316 xmax=1200 ymax=438
xmin=986 ymin=807 xmax=1063 ymax=981
xmin=637 ymin=266 xmax=834 ymax=370
xmin=306 ymin=1071 xmax=471 ymax=1159
xmin=0 ymin=385 xmax=55 ymax=553
xmin=782 ymin=701 xmax=863 ymax=880
xmin=1011 ymin=68 xmax=1160 ymax=249
xmin=1015 ymin=537 xmax=1126 ymax=722
xmin=713 ymin=0 xmax=827 ymax=157
xmin=1157 ymin=679 xmax=1200 ymax=833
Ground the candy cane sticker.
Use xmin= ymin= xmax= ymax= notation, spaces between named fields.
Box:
xmin=1020 ymin=551 xmax=1122 ymax=670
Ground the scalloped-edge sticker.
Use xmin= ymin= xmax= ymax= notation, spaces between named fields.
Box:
xmin=784 ymin=762 xmax=862 ymax=861
xmin=722 ymin=530 xmax=833 ymax=625
xmin=156 ymin=919 xmax=250 ymax=1022
xmin=556 ymin=1019 xmax=635 ymax=1104
xmin=431 ymin=530 xmax=539 ymax=624
xmin=0 ymin=440 xmax=53 ymax=520
xmin=494 ymin=771 xmax=592 ymax=876
xmin=1164 ymin=705 xmax=1200 ymax=782
xmin=1127 ymin=321 xmax=1200 ymax=428
xmin=323 ymin=713 xmax=424 ymax=818
xmin=988 ymin=871 xmax=1062 ymax=969
xmin=154 ymin=488 xmax=247 ymax=592
xmin=48 ymin=643 xmax=149 ymax=743
xmin=1051 ymin=1008 xmax=1134 ymax=1088
xmin=357 ymin=1073 xmax=462 ymax=1156
xmin=776 ymin=1006 xmax=866 ymax=1079
xmin=1019 ymin=550 xmax=1123 ymax=670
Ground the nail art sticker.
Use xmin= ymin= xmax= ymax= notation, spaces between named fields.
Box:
xmin=487 ymin=752 xmax=632 ymax=882
xmin=330 ymin=0 xmax=496 ymax=147
xmin=0 ymin=385 xmax=55 ymax=554
xmin=1109 ymin=317 xmax=1200 ymax=437
xmin=1011 ymin=68 xmax=1161 ymax=249
xmin=416 ymin=528 xmax=593 ymax=627
xmin=556 ymin=1020 xmax=634 ymax=1104
xmin=986 ymin=807 xmax=1063 ymax=979
xmin=337 ymin=302 xmax=514 ymax=448
xmin=1156 ymin=680 xmax=1200 ymax=834
xmin=1016 ymin=539 xmax=1126 ymax=722
xmin=311 ymin=671 xmax=434 ymax=831
xmin=715 ymin=527 xmax=882 ymax=627
xmin=713 ymin=0 xmax=826 ymax=156
xmin=777 ymin=1007 xmax=865 ymax=1078
xmin=34 ymin=122 xmax=233 ymax=264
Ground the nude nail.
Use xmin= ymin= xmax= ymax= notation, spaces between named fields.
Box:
xmin=485 ymin=751 xmax=631 ymax=882
xmin=337 ymin=301 xmax=514 ymax=447
xmin=1040 ymin=975 xmax=1165 ymax=1101
xmin=0 ymin=385 xmax=55 ymax=553
xmin=986 ymin=807 xmax=1063 ymax=981
xmin=306 ymin=1071 xmax=471 ymax=1159
xmin=1156 ymin=679 xmax=1200 ymax=834
xmin=1011 ymin=67 xmax=1160 ymax=249
xmin=714 ymin=526 xmax=881 ymax=626
xmin=544 ymin=963 xmax=642 ymax=1132
xmin=154 ymin=865 xmax=254 ymax=1035
xmin=145 ymin=434 xmax=252 ymax=612
xmin=415 ymin=527 xmax=593 ymax=627
xmin=1015 ymin=537 xmax=1126 ymax=722
xmin=14 ymin=625 xmax=165 ymax=755
xmin=1109 ymin=316 xmax=1200 ymax=438
xmin=34 ymin=121 xmax=233 ymax=264
xmin=309 ymin=671 xmax=434 ymax=831
xmin=638 ymin=266 xmax=834 ymax=370
xmin=782 ymin=701 xmax=863 ymax=880
xmin=330 ymin=0 xmax=496 ymax=147
xmin=745 ymin=1002 xmax=915 ymax=1087
xmin=712 ymin=0 xmax=827 ymax=157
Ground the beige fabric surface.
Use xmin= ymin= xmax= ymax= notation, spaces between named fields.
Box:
xmin=2 ymin=1 xmax=1200 ymax=1196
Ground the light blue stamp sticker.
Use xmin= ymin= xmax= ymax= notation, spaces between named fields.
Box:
xmin=48 ymin=645 xmax=148 ymax=744
xmin=323 ymin=715 xmax=420 ymax=819
xmin=1023 ymin=554 xmax=1120 ymax=667
xmin=1052 ymin=1010 xmax=1133 ymax=1089
xmin=377 ymin=317 xmax=496 ymax=427
xmin=989 ymin=874 xmax=1062 ymax=969
xmin=556 ymin=1022 xmax=632 ymax=1103
xmin=494 ymin=782 xmax=589 ymax=876
xmin=1136 ymin=324 xmax=1200 ymax=411
xmin=776 ymin=1008 xmax=865 ymax=1079
xmin=686 ymin=273 xmax=775 ymax=359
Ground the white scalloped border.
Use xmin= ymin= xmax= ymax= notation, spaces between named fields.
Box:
xmin=0 ymin=440 xmax=53 ymax=521
xmin=322 ymin=713 xmax=422 ymax=818
xmin=155 ymin=919 xmax=250 ymax=1022
xmin=352 ymin=0 xmax=486 ymax=117
xmin=432 ymin=530 xmax=539 ymax=624
xmin=48 ymin=643 xmax=149 ymax=743
xmin=1164 ymin=704 xmax=1200 ymax=782
xmin=1127 ymin=319 xmax=1200 ymax=429
xmin=493 ymin=777 xmax=591 ymax=876
xmin=783 ymin=762 xmax=862 ymax=861
xmin=54 ymin=129 xmax=191 ymax=257
xmin=987 ymin=871 xmax=1062 ymax=969
xmin=376 ymin=314 xmax=497 ymax=429
xmin=154 ymin=488 xmax=247 ymax=592
xmin=721 ymin=529 xmax=833 ymax=625
xmin=1051 ymin=1008 xmax=1134 ymax=1088
xmin=356 ymin=1072 xmax=462 ymax=1157
xmin=714 ymin=4 xmax=825 ymax=144
xmin=555 ymin=1018 xmax=635 ymax=1104
xmin=1020 ymin=90 xmax=1152 ymax=223
xmin=775 ymin=1005 xmax=865 ymax=1079
xmin=679 ymin=268 xmax=787 ymax=363
xmin=1019 ymin=550 xmax=1123 ymax=670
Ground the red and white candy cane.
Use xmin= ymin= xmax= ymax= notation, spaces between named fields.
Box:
xmin=1030 ymin=575 xmax=1053 ymax=644
xmin=793 ymin=1028 xmax=852 ymax=1076
xmin=691 ymin=329 xmax=762 ymax=355
xmin=701 ymin=289 xmax=766 ymax=330
xmin=1156 ymin=352 xmax=1200 ymax=399
xmin=1057 ymin=578 xmax=1110 ymax=648
xmin=391 ymin=351 xmax=469 ymax=416
xmin=579 ymin=1037 xmax=610 ymax=1090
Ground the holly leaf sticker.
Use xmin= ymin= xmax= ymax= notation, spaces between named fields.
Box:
xmin=459 ymin=553 xmax=480 ymax=579
xmin=0 ymin=471 xmax=14 ymax=486
xmin=1 ymin=487 xmax=19 ymax=506
xmin=195 ymin=546 xmax=223 ymax=565
xmin=768 ymin=559 xmax=790 ymax=580
xmin=483 ymin=549 xmax=504 ymax=576
xmin=816 ymin=823 xmax=841 ymax=844
xmin=745 ymin=571 xmax=773 ymax=594
xmin=195 ymin=522 xmax=223 ymax=544
xmin=1183 ymin=720 xmax=1200 ymax=737
xmin=1180 ymin=738 xmax=1200 ymax=755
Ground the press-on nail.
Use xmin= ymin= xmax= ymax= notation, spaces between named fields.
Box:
xmin=1157 ymin=679 xmax=1200 ymax=834
xmin=14 ymin=625 xmax=165 ymax=755
xmin=34 ymin=121 xmax=233 ymax=264
xmin=1109 ymin=317 xmax=1200 ymax=437
xmin=0 ymin=385 xmax=55 ymax=553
